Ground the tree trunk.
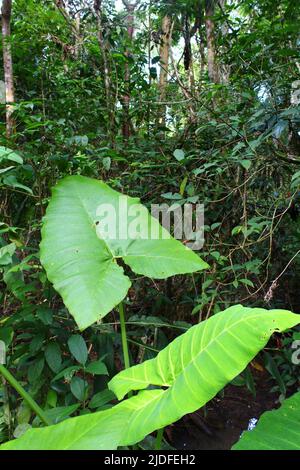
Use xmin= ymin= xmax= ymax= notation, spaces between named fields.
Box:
xmin=218 ymin=0 xmax=230 ymax=84
xmin=94 ymin=0 xmax=114 ymax=145
xmin=121 ymin=0 xmax=140 ymax=140
xmin=1 ymin=0 xmax=14 ymax=139
xmin=197 ymin=30 xmax=206 ymax=81
xmin=157 ymin=15 xmax=172 ymax=126
xmin=205 ymin=1 xmax=219 ymax=83
xmin=74 ymin=12 xmax=82 ymax=59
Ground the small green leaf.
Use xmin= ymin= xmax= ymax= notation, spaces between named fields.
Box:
xmin=45 ymin=342 xmax=62 ymax=373
xmin=36 ymin=307 xmax=53 ymax=325
xmin=102 ymin=157 xmax=111 ymax=171
xmin=179 ymin=176 xmax=188 ymax=196
xmin=52 ymin=365 xmax=82 ymax=383
xmin=173 ymin=149 xmax=185 ymax=161
xmin=70 ymin=376 xmax=87 ymax=401
xmin=0 ymin=166 xmax=15 ymax=174
xmin=29 ymin=334 xmax=45 ymax=353
xmin=239 ymin=279 xmax=254 ymax=288
xmin=151 ymin=55 xmax=160 ymax=64
xmin=240 ymin=159 xmax=252 ymax=171
xmin=68 ymin=335 xmax=88 ymax=365
xmin=85 ymin=360 xmax=108 ymax=375
xmin=0 ymin=327 xmax=13 ymax=347
xmin=0 ymin=243 xmax=16 ymax=266
xmin=211 ymin=223 xmax=221 ymax=231
xmin=46 ymin=390 xmax=58 ymax=408
xmin=3 ymin=175 xmax=33 ymax=194
xmin=89 ymin=390 xmax=116 ymax=409
xmin=161 ymin=192 xmax=183 ymax=200
xmin=28 ymin=358 xmax=44 ymax=383
xmin=231 ymin=225 xmax=243 ymax=236
xmin=291 ymin=170 xmax=300 ymax=189
xmin=0 ymin=146 xmax=23 ymax=164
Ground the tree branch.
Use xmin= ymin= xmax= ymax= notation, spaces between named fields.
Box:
xmin=53 ymin=0 xmax=79 ymax=37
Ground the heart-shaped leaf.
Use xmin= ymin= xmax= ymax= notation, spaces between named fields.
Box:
xmin=40 ymin=176 xmax=208 ymax=329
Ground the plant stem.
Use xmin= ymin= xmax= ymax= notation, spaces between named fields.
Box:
xmin=154 ymin=427 xmax=164 ymax=450
xmin=0 ymin=364 xmax=52 ymax=426
xmin=118 ymin=301 xmax=130 ymax=369
xmin=1 ymin=375 xmax=12 ymax=438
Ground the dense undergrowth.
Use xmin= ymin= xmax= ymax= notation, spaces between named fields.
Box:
xmin=0 ymin=0 xmax=300 ymax=450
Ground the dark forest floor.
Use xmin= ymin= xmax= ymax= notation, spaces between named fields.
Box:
xmin=170 ymin=371 xmax=279 ymax=450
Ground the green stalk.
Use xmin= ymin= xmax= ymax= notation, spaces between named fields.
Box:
xmin=0 ymin=364 xmax=52 ymax=426
xmin=1 ymin=375 xmax=12 ymax=438
xmin=118 ymin=301 xmax=134 ymax=450
xmin=154 ymin=427 xmax=164 ymax=450
xmin=118 ymin=301 xmax=130 ymax=369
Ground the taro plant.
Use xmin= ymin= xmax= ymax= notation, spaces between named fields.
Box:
xmin=38 ymin=175 xmax=208 ymax=365
xmin=0 ymin=175 xmax=208 ymax=438
xmin=0 ymin=305 xmax=299 ymax=450
xmin=39 ymin=175 xmax=208 ymax=329
xmin=0 ymin=176 xmax=299 ymax=450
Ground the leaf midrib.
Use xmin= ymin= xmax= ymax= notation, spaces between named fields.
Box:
xmin=120 ymin=310 xmax=294 ymax=394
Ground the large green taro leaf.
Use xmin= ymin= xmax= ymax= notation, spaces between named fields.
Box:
xmin=0 ymin=390 xmax=163 ymax=450
xmin=232 ymin=391 xmax=300 ymax=450
xmin=1 ymin=305 xmax=298 ymax=450
xmin=108 ymin=305 xmax=299 ymax=403
xmin=40 ymin=176 xmax=208 ymax=329
xmin=0 ymin=403 xmax=129 ymax=450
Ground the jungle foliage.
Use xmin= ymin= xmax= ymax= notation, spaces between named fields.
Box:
xmin=0 ymin=0 xmax=299 ymax=451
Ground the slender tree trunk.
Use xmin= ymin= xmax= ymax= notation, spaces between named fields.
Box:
xmin=205 ymin=1 xmax=219 ymax=83
xmin=157 ymin=15 xmax=172 ymax=126
xmin=147 ymin=0 xmax=152 ymax=136
xmin=183 ymin=16 xmax=197 ymax=100
xmin=188 ymin=55 xmax=196 ymax=97
xmin=1 ymin=0 xmax=14 ymax=139
xmin=197 ymin=30 xmax=206 ymax=81
xmin=94 ymin=0 xmax=114 ymax=145
xmin=121 ymin=0 xmax=140 ymax=140
xmin=74 ymin=12 xmax=82 ymax=59
xmin=170 ymin=45 xmax=197 ymax=124
xmin=54 ymin=1 xmax=82 ymax=57
xmin=218 ymin=0 xmax=230 ymax=84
